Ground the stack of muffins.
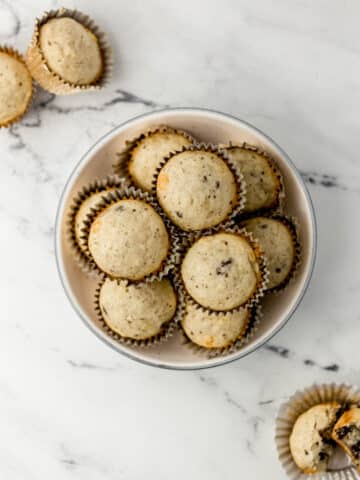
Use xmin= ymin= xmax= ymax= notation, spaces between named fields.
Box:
xmin=0 ymin=8 xmax=112 ymax=128
xmin=68 ymin=125 xmax=301 ymax=356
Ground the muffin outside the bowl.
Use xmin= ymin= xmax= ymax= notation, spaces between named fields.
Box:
xmin=0 ymin=46 xmax=33 ymax=127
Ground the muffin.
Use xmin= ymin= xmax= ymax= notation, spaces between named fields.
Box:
xmin=156 ymin=146 xmax=241 ymax=231
xmin=0 ymin=47 xmax=33 ymax=127
xmin=114 ymin=127 xmax=194 ymax=192
xmin=332 ymin=407 xmax=360 ymax=473
xmin=289 ymin=402 xmax=342 ymax=474
xmin=26 ymin=10 xmax=111 ymax=94
xmin=224 ymin=144 xmax=282 ymax=213
xmin=181 ymin=232 xmax=263 ymax=311
xmin=88 ymin=198 xmax=169 ymax=280
xmin=182 ymin=302 xmax=250 ymax=349
xmin=98 ymin=277 xmax=177 ymax=340
xmin=242 ymin=216 xmax=297 ymax=291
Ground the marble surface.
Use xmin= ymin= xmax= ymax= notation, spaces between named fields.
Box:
xmin=1 ymin=0 xmax=360 ymax=478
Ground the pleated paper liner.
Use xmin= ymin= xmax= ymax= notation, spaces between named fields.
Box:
xmin=239 ymin=214 xmax=302 ymax=295
xmin=81 ymin=185 xmax=183 ymax=283
xmin=176 ymin=225 xmax=270 ymax=314
xmin=66 ymin=176 xmax=127 ymax=276
xmin=0 ymin=46 xmax=34 ymax=128
xmin=220 ymin=141 xmax=286 ymax=219
xmin=25 ymin=8 xmax=112 ymax=95
xmin=112 ymin=125 xmax=197 ymax=190
xmin=151 ymin=143 xmax=247 ymax=231
xmin=181 ymin=303 xmax=262 ymax=359
xmin=275 ymin=383 xmax=360 ymax=480
xmin=94 ymin=274 xmax=185 ymax=348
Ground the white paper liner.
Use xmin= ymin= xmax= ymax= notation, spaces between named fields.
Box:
xmin=275 ymin=383 xmax=360 ymax=480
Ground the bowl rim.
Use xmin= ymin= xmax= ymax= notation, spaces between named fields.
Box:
xmin=55 ymin=107 xmax=317 ymax=371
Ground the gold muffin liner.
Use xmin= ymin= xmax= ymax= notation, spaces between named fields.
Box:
xmin=220 ymin=141 xmax=286 ymax=218
xmin=176 ymin=225 xmax=269 ymax=314
xmin=112 ymin=125 xmax=197 ymax=189
xmin=81 ymin=185 xmax=183 ymax=282
xmin=151 ymin=143 xmax=247 ymax=231
xmin=275 ymin=383 xmax=360 ymax=480
xmin=239 ymin=214 xmax=302 ymax=295
xmin=67 ymin=176 xmax=127 ymax=276
xmin=25 ymin=8 xmax=112 ymax=95
xmin=0 ymin=45 xmax=35 ymax=128
xmin=181 ymin=303 xmax=262 ymax=359
xmin=94 ymin=274 xmax=185 ymax=348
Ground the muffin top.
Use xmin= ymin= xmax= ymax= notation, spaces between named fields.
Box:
xmin=99 ymin=277 xmax=177 ymax=340
xmin=182 ymin=302 xmax=249 ymax=349
xmin=128 ymin=129 xmax=193 ymax=191
xmin=289 ymin=403 xmax=341 ymax=474
xmin=75 ymin=189 xmax=115 ymax=253
xmin=0 ymin=51 xmax=32 ymax=125
xmin=226 ymin=146 xmax=280 ymax=213
xmin=88 ymin=199 xmax=169 ymax=280
xmin=39 ymin=17 xmax=103 ymax=85
xmin=242 ymin=217 xmax=295 ymax=290
xmin=156 ymin=150 xmax=238 ymax=231
xmin=181 ymin=232 xmax=261 ymax=311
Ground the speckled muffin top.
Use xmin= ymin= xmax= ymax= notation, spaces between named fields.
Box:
xmin=156 ymin=150 xmax=238 ymax=231
xmin=289 ymin=403 xmax=342 ymax=474
xmin=225 ymin=146 xmax=280 ymax=213
xmin=182 ymin=302 xmax=249 ymax=349
xmin=128 ymin=129 xmax=193 ymax=192
xmin=181 ymin=232 xmax=261 ymax=311
xmin=99 ymin=277 xmax=177 ymax=340
xmin=242 ymin=217 xmax=295 ymax=290
xmin=88 ymin=199 xmax=169 ymax=280
xmin=74 ymin=189 xmax=115 ymax=253
xmin=0 ymin=51 xmax=32 ymax=125
xmin=39 ymin=17 xmax=103 ymax=85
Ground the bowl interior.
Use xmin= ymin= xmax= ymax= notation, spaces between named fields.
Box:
xmin=56 ymin=108 xmax=316 ymax=369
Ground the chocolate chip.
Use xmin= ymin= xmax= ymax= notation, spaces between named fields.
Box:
xmin=275 ymin=267 xmax=282 ymax=273
xmin=203 ymin=175 xmax=208 ymax=182
xmin=175 ymin=211 xmax=183 ymax=218
xmin=116 ymin=205 xmax=125 ymax=212
xmin=215 ymin=181 xmax=220 ymax=188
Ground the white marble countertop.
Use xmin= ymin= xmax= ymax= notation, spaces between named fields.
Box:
xmin=1 ymin=0 xmax=360 ymax=478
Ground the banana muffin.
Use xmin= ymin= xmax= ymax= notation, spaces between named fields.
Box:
xmin=181 ymin=232 xmax=262 ymax=311
xmin=38 ymin=17 xmax=103 ymax=85
xmin=242 ymin=217 xmax=296 ymax=290
xmin=0 ymin=48 xmax=32 ymax=127
xmin=332 ymin=407 xmax=360 ymax=473
xmin=98 ymin=277 xmax=177 ymax=340
xmin=225 ymin=145 xmax=281 ymax=213
xmin=289 ymin=403 xmax=342 ymax=474
xmin=182 ymin=302 xmax=250 ymax=349
xmin=156 ymin=148 xmax=239 ymax=231
xmin=88 ymin=198 xmax=169 ymax=280
xmin=117 ymin=127 xmax=194 ymax=192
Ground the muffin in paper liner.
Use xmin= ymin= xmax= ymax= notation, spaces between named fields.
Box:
xmin=25 ymin=8 xmax=112 ymax=95
xmin=81 ymin=185 xmax=183 ymax=282
xmin=66 ymin=176 xmax=127 ymax=276
xmin=176 ymin=225 xmax=269 ymax=314
xmin=239 ymin=214 xmax=302 ymax=295
xmin=180 ymin=302 xmax=262 ymax=359
xmin=151 ymin=143 xmax=247 ymax=231
xmin=275 ymin=383 xmax=360 ymax=480
xmin=112 ymin=125 xmax=196 ymax=191
xmin=0 ymin=45 xmax=34 ymax=128
xmin=220 ymin=141 xmax=285 ymax=219
xmin=93 ymin=274 xmax=185 ymax=348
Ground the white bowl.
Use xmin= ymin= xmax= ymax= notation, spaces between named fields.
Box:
xmin=55 ymin=108 xmax=317 ymax=370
